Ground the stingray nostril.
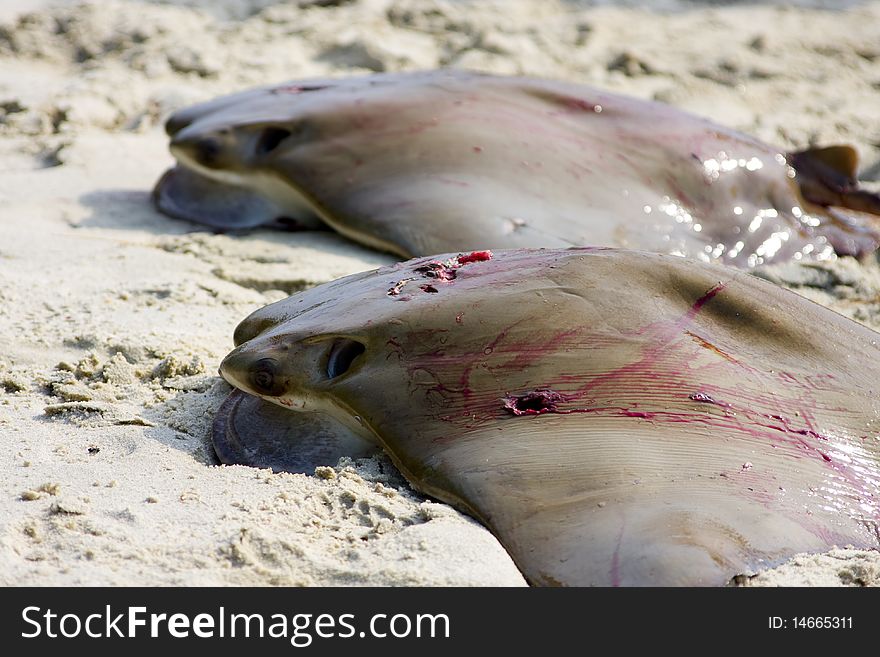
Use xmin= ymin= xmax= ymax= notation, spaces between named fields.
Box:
xmin=255 ymin=127 xmax=292 ymax=157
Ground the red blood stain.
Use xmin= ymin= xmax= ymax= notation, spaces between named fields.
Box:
xmin=502 ymin=389 xmax=568 ymax=416
xmin=684 ymin=282 xmax=727 ymax=322
xmin=411 ymin=251 xmax=493 ymax=286
xmin=622 ymin=410 xmax=655 ymax=419
xmin=457 ymin=250 xmax=493 ymax=264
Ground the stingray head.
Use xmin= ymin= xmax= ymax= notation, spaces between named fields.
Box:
xmin=163 ymin=72 xmax=424 ymax=190
xmin=155 ymin=81 xmax=346 ymax=230
xmin=220 ymin=330 xmax=367 ymax=416
xmin=214 ymin=257 xmax=396 ymax=472
xmin=154 ymin=70 xmax=501 ymax=246
xmin=169 ymin=116 xmax=305 ymax=182
xmin=218 ymin=250 xmax=562 ymax=448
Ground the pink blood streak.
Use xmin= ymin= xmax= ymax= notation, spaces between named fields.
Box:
xmin=684 ymin=282 xmax=727 ymax=322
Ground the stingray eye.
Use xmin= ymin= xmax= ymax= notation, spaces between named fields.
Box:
xmin=250 ymin=358 xmax=279 ymax=394
xmin=326 ymin=339 xmax=365 ymax=379
xmin=255 ymin=127 xmax=292 ymax=156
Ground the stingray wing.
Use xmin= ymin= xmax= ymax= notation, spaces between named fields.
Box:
xmin=388 ymin=410 xmax=879 ymax=586
xmin=295 ymin=171 xmax=591 ymax=258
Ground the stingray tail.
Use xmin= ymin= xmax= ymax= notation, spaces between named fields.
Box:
xmin=788 ymin=145 xmax=880 ymax=217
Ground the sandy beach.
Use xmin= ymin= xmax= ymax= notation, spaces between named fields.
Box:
xmin=2 ymin=0 xmax=879 ymax=586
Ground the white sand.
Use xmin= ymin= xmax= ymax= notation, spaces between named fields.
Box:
xmin=1 ymin=0 xmax=878 ymax=586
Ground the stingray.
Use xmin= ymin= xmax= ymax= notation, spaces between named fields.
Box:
xmin=154 ymin=69 xmax=880 ymax=268
xmin=214 ymin=248 xmax=880 ymax=586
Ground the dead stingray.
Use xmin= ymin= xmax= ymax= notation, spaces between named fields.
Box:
xmin=214 ymin=248 xmax=880 ymax=586
xmin=154 ymin=69 xmax=880 ymax=267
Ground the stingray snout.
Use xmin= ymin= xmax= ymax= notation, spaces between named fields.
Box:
xmin=165 ymin=110 xmax=193 ymax=138
xmin=219 ymin=347 xmax=285 ymax=398
xmin=170 ymin=128 xmax=233 ymax=171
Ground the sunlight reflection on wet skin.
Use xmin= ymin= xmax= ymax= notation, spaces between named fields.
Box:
xmin=645 ymin=149 xmax=840 ymax=265
xmin=808 ymin=431 xmax=880 ymax=521
xmin=702 ymin=153 xmax=765 ymax=180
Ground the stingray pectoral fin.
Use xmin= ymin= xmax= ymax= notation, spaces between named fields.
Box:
xmin=307 ymin=176 xmax=579 ymax=257
xmin=790 ymin=145 xmax=880 ymax=216
xmin=790 ymin=145 xmax=859 ymax=184
xmin=212 ymin=389 xmax=379 ymax=473
xmin=153 ymin=166 xmax=311 ymax=231
xmin=396 ymin=417 xmax=871 ymax=586
xmin=808 ymin=206 xmax=880 ymax=258
xmin=497 ymin=485 xmax=827 ymax=587
xmin=833 ymin=189 xmax=880 ymax=217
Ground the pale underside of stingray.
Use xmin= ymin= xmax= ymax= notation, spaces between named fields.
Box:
xmin=154 ymin=70 xmax=880 ymax=268
xmin=214 ymin=248 xmax=880 ymax=586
